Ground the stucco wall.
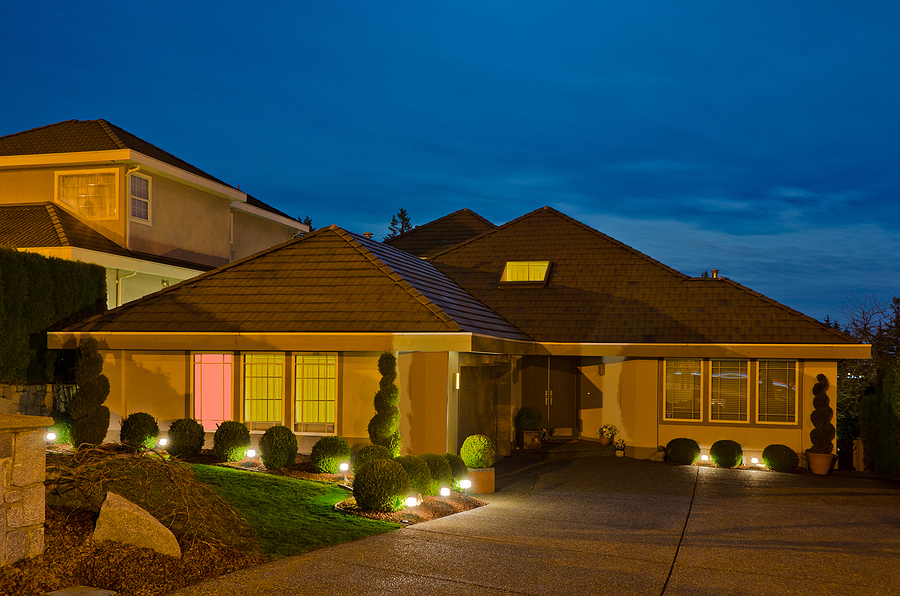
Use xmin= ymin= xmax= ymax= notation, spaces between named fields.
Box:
xmin=337 ymin=352 xmax=382 ymax=448
xmin=232 ymin=210 xmax=295 ymax=261
xmin=398 ymin=352 xmax=450 ymax=456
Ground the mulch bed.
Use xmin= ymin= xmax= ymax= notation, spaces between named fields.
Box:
xmin=0 ymin=448 xmax=486 ymax=596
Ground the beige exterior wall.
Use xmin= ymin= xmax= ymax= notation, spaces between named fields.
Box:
xmin=398 ymin=352 xmax=451 ymax=456
xmin=338 ymin=352 xmax=382 ymax=448
xmin=231 ymin=210 xmax=295 ymax=261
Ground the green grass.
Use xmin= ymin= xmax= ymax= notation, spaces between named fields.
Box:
xmin=192 ymin=464 xmax=399 ymax=557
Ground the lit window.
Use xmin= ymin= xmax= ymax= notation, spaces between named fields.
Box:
xmin=758 ymin=361 xmax=797 ymax=424
xmin=130 ymin=173 xmax=151 ymax=222
xmin=193 ymin=353 xmax=232 ymax=432
xmin=710 ymin=360 xmax=748 ymax=422
xmin=295 ymin=354 xmax=336 ymax=434
xmin=664 ymin=359 xmax=702 ymax=420
xmin=500 ymin=261 xmax=551 ymax=284
xmin=56 ymin=170 xmax=118 ymax=220
xmin=244 ymin=354 xmax=284 ymax=430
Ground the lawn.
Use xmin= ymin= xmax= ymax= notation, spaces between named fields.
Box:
xmin=192 ymin=464 xmax=400 ymax=557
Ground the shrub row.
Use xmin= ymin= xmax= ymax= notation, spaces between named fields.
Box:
xmin=664 ymin=437 xmax=800 ymax=472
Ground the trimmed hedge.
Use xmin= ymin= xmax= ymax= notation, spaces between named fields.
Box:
xmin=166 ymin=418 xmax=206 ymax=459
xmin=460 ymin=434 xmax=495 ymax=468
xmin=444 ymin=452 xmax=468 ymax=490
xmin=710 ymin=439 xmax=743 ymax=468
xmin=213 ymin=421 xmax=251 ymax=462
xmin=420 ymin=452 xmax=452 ymax=495
xmin=762 ymin=444 xmax=799 ymax=472
xmin=353 ymin=458 xmax=410 ymax=512
xmin=515 ymin=406 xmax=542 ymax=430
xmin=259 ymin=425 xmax=298 ymax=469
xmin=310 ymin=436 xmax=352 ymax=474
xmin=666 ymin=438 xmax=701 ymax=465
xmin=119 ymin=412 xmax=159 ymax=450
xmin=0 ymin=248 xmax=106 ymax=383
xmin=353 ymin=444 xmax=392 ymax=474
xmin=394 ymin=455 xmax=432 ymax=495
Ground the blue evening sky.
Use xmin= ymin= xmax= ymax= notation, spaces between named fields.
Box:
xmin=2 ymin=2 xmax=898 ymax=323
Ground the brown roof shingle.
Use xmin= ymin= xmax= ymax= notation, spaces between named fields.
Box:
xmin=383 ymin=209 xmax=496 ymax=258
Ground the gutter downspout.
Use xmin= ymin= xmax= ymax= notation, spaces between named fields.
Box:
xmin=116 ymin=270 xmax=137 ymax=307
xmin=124 ymin=165 xmax=141 ymax=250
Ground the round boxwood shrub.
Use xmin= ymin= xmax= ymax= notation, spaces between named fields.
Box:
xmin=48 ymin=411 xmax=74 ymax=446
xmin=515 ymin=406 xmax=542 ymax=430
xmin=166 ymin=418 xmax=206 ymax=459
xmin=460 ymin=434 xmax=495 ymax=468
xmin=119 ymin=412 xmax=159 ymax=450
xmin=763 ymin=444 xmax=800 ymax=472
xmin=394 ymin=455 xmax=432 ymax=495
xmin=213 ymin=420 xmax=251 ymax=462
xmin=353 ymin=444 xmax=392 ymax=474
xmin=310 ymin=435 xmax=352 ymax=473
xmin=444 ymin=452 xmax=468 ymax=490
xmin=710 ymin=439 xmax=743 ymax=468
xmin=259 ymin=425 xmax=298 ymax=469
xmin=420 ymin=452 xmax=453 ymax=495
xmin=666 ymin=438 xmax=701 ymax=465
xmin=353 ymin=458 xmax=410 ymax=512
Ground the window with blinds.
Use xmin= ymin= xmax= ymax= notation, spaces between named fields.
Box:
xmin=57 ymin=170 xmax=118 ymax=219
xmin=664 ymin=359 xmax=702 ymax=420
xmin=294 ymin=354 xmax=336 ymax=434
xmin=758 ymin=361 xmax=797 ymax=423
xmin=130 ymin=173 xmax=151 ymax=222
xmin=500 ymin=261 xmax=551 ymax=283
xmin=710 ymin=360 xmax=748 ymax=422
xmin=243 ymin=354 xmax=283 ymax=430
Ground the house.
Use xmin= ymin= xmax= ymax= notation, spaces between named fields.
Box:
xmin=47 ymin=207 xmax=868 ymax=461
xmin=0 ymin=119 xmax=306 ymax=307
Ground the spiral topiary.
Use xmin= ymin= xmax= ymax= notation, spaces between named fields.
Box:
xmin=710 ymin=439 xmax=743 ymax=468
xmin=444 ymin=452 xmax=468 ymax=490
xmin=367 ymin=351 xmax=403 ymax=457
xmin=353 ymin=458 xmax=410 ymax=512
xmin=353 ymin=444 xmax=392 ymax=474
xmin=213 ymin=420 xmax=251 ymax=462
xmin=809 ymin=374 xmax=836 ymax=454
xmin=166 ymin=418 xmax=206 ymax=459
xmin=420 ymin=452 xmax=453 ymax=495
xmin=515 ymin=406 xmax=542 ymax=430
xmin=762 ymin=444 xmax=799 ymax=472
xmin=119 ymin=412 xmax=159 ymax=450
xmin=259 ymin=425 xmax=298 ymax=469
xmin=460 ymin=434 xmax=495 ymax=468
xmin=665 ymin=438 xmax=701 ymax=465
xmin=310 ymin=435 xmax=352 ymax=473
xmin=394 ymin=455 xmax=432 ymax=495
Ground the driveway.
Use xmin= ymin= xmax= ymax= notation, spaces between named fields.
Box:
xmin=166 ymin=453 xmax=900 ymax=595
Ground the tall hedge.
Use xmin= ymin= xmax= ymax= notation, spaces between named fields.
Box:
xmin=860 ymin=364 xmax=900 ymax=475
xmin=0 ymin=249 xmax=106 ymax=382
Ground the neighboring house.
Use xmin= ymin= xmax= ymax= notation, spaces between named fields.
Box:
xmin=47 ymin=207 xmax=868 ymax=461
xmin=383 ymin=208 xmax=497 ymax=258
xmin=0 ymin=119 xmax=306 ymax=307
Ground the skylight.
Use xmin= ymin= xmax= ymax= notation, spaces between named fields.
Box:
xmin=500 ymin=261 xmax=551 ymax=284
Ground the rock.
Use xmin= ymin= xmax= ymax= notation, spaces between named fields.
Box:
xmin=649 ymin=445 xmax=667 ymax=462
xmin=92 ymin=492 xmax=181 ymax=558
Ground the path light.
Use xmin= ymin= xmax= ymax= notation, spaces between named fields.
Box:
xmin=460 ymin=479 xmax=472 ymax=494
xmin=247 ymin=449 xmax=257 ymax=458
xmin=440 ymin=487 xmax=451 ymax=497
xmin=750 ymin=457 xmax=759 ymax=464
xmin=700 ymin=454 xmax=709 ymax=462
xmin=405 ymin=496 xmax=419 ymax=507
xmin=159 ymin=438 xmax=168 ymax=447
xmin=46 ymin=432 xmax=57 ymax=441
xmin=339 ymin=461 xmax=349 ymax=483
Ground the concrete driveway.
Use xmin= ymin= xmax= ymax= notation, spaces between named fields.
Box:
xmin=166 ymin=451 xmax=900 ymax=596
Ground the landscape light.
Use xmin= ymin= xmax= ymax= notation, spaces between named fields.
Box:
xmin=46 ymin=432 xmax=57 ymax=441
xmin=159 ymin=438 xmax=168 ymax=446
xmin=339 ymin=462 xmax=349 ymax=472
xmin=700 ymin=454 xmax=709 ymax=461
xmin=247 ymin=449 xmax=257 ymax=458
xmin=405 ymin=496 xmax=419 ymax=507
xmin=440 ymin=487 xmax=451 ymax=497
xmin=750 ymin=457 xmax=759 ymax=464
xmin=460 ymin=479 xmax=472 ymax=490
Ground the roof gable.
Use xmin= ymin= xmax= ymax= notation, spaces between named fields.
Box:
xmin=383 ymin=208 xmax=497 ymax=258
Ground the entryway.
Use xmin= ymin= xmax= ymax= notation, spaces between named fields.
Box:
xmin=521 ymin=356 xmax=577 ymax=435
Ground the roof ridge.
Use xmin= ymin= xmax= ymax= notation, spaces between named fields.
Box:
xmin=96 ymin=119 xmax=128 ymax=150
xmin=44 ymin=203 xmax=69 ymax=245
xmin=335 ymin=228 xmax=463 ymax=332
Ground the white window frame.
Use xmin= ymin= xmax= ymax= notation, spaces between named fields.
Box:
xmin=129 ymin=172 xmax=152 ymax=225
xmin=294 ymin=353 xmax=338 ymax=435
xmin=242 ymin=353 xmax=285 ymax=431
xmin=663 ymin=359 xmax=703 ymax=421
xmin=709 ymin=360 xmax=750 ymax=424
xmin=55 ymin=168 xmax=119 ymax=220
xmin=756 ymin=360 xmax=799 ymax=425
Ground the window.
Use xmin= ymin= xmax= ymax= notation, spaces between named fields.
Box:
xmin=194 ymin=354 xmax=232 ymax=431
xmin=710 ymin=360 xmax=748 ymax=422
xmin=295 ymin=354 xmax=336 ymax=434
xmin=56 ymin=170 xmax=118 ymax=219
xmin=758 ymin=361 xmax=797 ymax=423
xmin=664 ymin=359 xmax=702 ymax=420
xmin=244 ymin=354 xmax=284 ymax=430
xmin=130 ymin=173 xmax=151 ymax=223
xmin=500 ymin=261 xmax=551 ymax=286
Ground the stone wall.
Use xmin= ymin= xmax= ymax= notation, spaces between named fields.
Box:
xmin=0 ymin=384 xmax=54 ymax=417
xmin=0 ymin=413 xmax=52 ymax=566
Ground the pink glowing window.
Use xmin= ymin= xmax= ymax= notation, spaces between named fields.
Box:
xmin=194 ymin=353 xmax=232 ymax=431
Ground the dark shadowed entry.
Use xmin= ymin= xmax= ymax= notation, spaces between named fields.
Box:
xmin=457 ymin=365 xmax=498 ymax=454
xmin=522 ymin=356 xmax=577 ymax=433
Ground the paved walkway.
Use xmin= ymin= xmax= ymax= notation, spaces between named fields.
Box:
xmin=167 ymin=448 xmax=900 ymax=595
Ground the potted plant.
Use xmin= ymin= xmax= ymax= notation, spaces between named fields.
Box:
xmin=598 ymin=424 xmax=618 ymax=446
xmin=807 ymin=374 xmax=837 ymax=474
xmin=515 ymin=406 xmax=543 ymax=450
xmin=460 ymin=434 xmax=496 ymax=494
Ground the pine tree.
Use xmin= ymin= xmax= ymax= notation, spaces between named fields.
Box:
xmin=367 ymin=351 xmax=402 ymax=456
xmin=300 ymin=215 xmax=314 ymax=231
xmin=383 ymin=208 xmax=413 ymax=240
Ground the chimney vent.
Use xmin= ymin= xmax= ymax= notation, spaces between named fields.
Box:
xmin=711 ymin=269 xmax=719 ymax=279
xmin=363 ymin=232 xmax=373 ymax=239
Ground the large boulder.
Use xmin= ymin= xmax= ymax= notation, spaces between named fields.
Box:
xmin=92 ymin=492 xmax=181 ymax=558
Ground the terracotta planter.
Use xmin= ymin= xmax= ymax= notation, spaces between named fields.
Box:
xmin=599 ymin=437 xmax=613 ymax=446
xmin=807 ymin=452 xmax=836 ymax=475
xmin=467 ymin=467 xmax=495 ymax=494
xmin=521 ymin=430 xmax=542 ymax=450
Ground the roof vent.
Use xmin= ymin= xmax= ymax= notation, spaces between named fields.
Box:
xmin=363 ymin=232 xmax=373 ymax=239
xmin=711 ymin=269 xmax=719 ymax=279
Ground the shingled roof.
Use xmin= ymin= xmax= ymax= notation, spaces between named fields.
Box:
xmin=0 ymin=203 xmax=213 ymax=272
xmin=428 ymin=206 xmax=855 ymax=345
xmin=383 ymin=209 xmax=497 ymax=258
xmin=65 ymin=225 xmax=528 ymax=339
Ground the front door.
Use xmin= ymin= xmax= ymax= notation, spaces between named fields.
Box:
xmin=522 ymin=356 xmax=577 ymax=433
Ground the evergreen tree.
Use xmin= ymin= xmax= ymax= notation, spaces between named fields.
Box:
xmin=383 ymin=208 xmax=413 ymax=240
xmin=68 ymin=337 xmax=111 ymax=448
xmin=367 ymin=351 xmax=402 ymax=456
xmin=300 ymin=215 xmax=314 ymax=231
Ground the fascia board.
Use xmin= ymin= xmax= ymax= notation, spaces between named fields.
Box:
xmin=126 ymin=151 xmax=246 ymax=201
xmin=230 ymin=200 xmax=304 ymax=231
xmin=67 ymin=247 xmax=206 ymax=277
xmin=0 ymin=149 xmax=132 ymax=167
xmin=540 ymin=342 xmax=872 ymax=359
